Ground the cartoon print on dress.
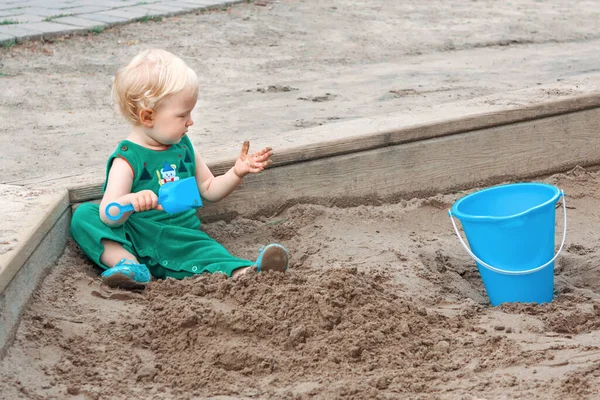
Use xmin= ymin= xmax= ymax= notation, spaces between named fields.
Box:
xmin=179 ymin=159 xmax=188 ymax=173
xmin=156 ymin=161 xmax=180 ymax=186
xmin=140 ymin=162 xmax=152 ymax=181
xmin=184 ymin=147 xmax=192 ymax=163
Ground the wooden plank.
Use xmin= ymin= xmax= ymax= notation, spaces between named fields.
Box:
xmin=195 ymin=107 xmax=600 ymax=219
xmin=0 ymin=189 xmax=70 ymax=294
xmin=67 ymin=92 xmax=600 ymax=203
xmin=0 ymin=208 xmax=71 ymax=357
xmin=266 ymin=91 xmax=600 ymax=165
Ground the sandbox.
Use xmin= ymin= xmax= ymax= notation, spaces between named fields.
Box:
xmin=2 ymin=90 xmax=600 ymax=399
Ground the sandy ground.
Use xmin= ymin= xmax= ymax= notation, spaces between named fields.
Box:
xmin=2 ymin=0 xmax=600 ymax=184
xmin=2 ymin=167 xmax=600 ymax=399
xmin=4 ymin=0 xmax=600 ymax=399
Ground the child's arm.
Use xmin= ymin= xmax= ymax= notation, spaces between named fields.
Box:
xmin=99 ymin=158 xmax=160 ymax=226
xmin=195 ymin=141 xmax=273 ymax=202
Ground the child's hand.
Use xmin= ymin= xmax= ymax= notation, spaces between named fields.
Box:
xmin=233 ymin=141 xmax=273 ymax=178
xmin=126 ymin=190 xmax=162 ymax=212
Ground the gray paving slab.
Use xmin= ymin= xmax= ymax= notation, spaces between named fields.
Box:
xmin=98 ymin=6 xmax=162 ymax=20
xmin=52 ymin=15 xmax=107 ymax=28
xmin=4 ymin=14 xmax=46 ymax=23
xmin=8 ymin=2 xmax=66 ymax=10
xmin=0 ymin=24 xmax=41 ymax=40
xmin=58 ymin=5 xmax=112 ymax=14
xmin=10 ymin=7 xmax=70 ymax=17
xmin=136 ymin=7 xmax=172 ymax=17
xmin=179 ymin=0 xmax=238 ymax=6
xmin=78 ymin=0 xmax=146 ymax=7
xmin=0 ymin=0 xmax=242 ymax=46
xmin=140 ymin=3 xmax=191 ymax=13
xmin=78 ymin=12 xmax=128 ymax=24
xmin=0 ymin=9 xmax=27 ymax=17
xmin=0 ymin=32 xmax=14 ymax=42
xmin=0 ymin=4 xmax=22 ymax=11
xmin=19 ymin=21 xmax=82 ymax=34
xmin=166 ymin=1 xmax=204 ymax=10
xmin=10 ymin=1 xmax=71 ymax=7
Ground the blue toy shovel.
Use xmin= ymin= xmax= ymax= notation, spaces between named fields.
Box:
xmin=105 ymin=177 xmax=203 ymax=221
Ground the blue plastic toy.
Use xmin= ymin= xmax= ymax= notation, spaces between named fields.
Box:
xmin=105 ymin=177 xmax=203 ymax=221
xmin=449 ymin=183 xmax=566 ymax=306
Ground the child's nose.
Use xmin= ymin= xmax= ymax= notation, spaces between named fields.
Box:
xmin=187 ymin=118 xmax=194 ymax=127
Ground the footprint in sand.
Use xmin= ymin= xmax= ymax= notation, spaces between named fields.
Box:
xmin=297 ymin=93 xmax=337 ymax=102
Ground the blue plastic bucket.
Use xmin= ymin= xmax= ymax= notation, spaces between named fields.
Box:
xmin=449 ymin=183 xmax=566 ymax=306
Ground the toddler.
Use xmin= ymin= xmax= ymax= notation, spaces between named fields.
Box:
xmin=70 ymin=49 xmax=289 ymax=288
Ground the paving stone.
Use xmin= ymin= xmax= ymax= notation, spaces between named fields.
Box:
xmin=98 ymin=6 xmax=159 ymax=20
xmin=11 ymin=7 xmax=70 ymax=17
xmin=178 ymin=0 xmax=241 ymax=6
xmin=3 ymin=14 xmax=46 ymax=23
xmin=7 ymin=2 xmax=67 ymax=10
xmin=0 ymin=9 xmax=38 ymax=19
xmin=0 ymin=24 xmax=41 ymax=40
xmin=0 ymin=4 xmax=22 ymax=11
xmin=52 ymin=15 xmax=107 ymax=28
xmin=0 ymin=0 xmax=237 ymax=44
xmin=0 ymin=32 xmax=15 ymax=43
xmin=140 ymin=3 xmax=190 ymax=14
xmin=135 ymin=7 xmax=170 ymax=17
xmin=77 ymin=12 xmax=128 ymax=23
xmin=57 ymin=5 xmax=111 ymax=14
xmin=19 ymin=21 xmax=82 ymax=34
xmin=0 ymin=12 xmax=21 ymax=19
xmin=164 ymin=1 xmax=204 ymax=10
xmin=76 ymin=0 xmax=144 ymax=7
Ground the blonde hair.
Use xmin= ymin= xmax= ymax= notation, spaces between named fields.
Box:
xmin=112 ymin=49 xmax=199 ymax=125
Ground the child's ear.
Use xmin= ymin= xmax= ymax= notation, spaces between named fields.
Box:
xmin=139 ymin=108 xmax=155 ymax=127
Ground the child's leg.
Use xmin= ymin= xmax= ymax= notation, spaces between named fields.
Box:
xmin=71 ymin=203 xmax=133 ymax=269
xmin=71 ymin=203 xmax=150 ymax=288
xmin=100 ymin=239 xmax=139 ymax=267
xmin=151 ymin=225 xmax=255 ymax=278
xmin=138 ymin=226 xmax=290 ymax=280
xmin=150 ymin=229 xmax=288 ymax=279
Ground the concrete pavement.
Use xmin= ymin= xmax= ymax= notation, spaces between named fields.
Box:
xmin=0 ymin=0 xmax=242 ymax=46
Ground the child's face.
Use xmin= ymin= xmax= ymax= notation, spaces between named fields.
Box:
xmin=151 ymin=89 xmax=197 ymax=145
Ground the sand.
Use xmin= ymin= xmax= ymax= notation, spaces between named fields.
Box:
xmin=2 ymin=0 xmax=600 ymax=185
xmin=3 ymin=0 xmax=600 ymax=398
xmin=2 ymin=166 xmax=600 ymax=399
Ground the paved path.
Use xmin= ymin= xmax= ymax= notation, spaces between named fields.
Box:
xmin=0 ymin=0 xmax=240 ymax=46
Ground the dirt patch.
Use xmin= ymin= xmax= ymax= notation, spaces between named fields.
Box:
xmin=3 ymin=0 xmax=600 ymax=183
xmin=4 ymin=167 xmax=600 ymax=398
xmin=4 ymin=0 xmax=600 ymax=398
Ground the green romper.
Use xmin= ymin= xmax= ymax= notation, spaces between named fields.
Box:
xmin=70 ymin=135 xmax=253 ymax=279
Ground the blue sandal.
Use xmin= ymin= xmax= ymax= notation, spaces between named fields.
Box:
xmin=101 ymin=258 xmax=151 ymax=289
xmin=256 ymin=244 xmax=289 ymax=272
